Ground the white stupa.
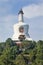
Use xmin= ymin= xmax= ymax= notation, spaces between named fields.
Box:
xmin=12 ymin=9 xmax=32 ymax=41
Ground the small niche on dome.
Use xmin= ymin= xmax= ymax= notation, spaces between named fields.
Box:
xmin=19 ymin=26 xmax=24 ymax=33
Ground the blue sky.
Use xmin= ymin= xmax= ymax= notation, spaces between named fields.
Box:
xmin=0 ymin=0 xmax=43 ymax=42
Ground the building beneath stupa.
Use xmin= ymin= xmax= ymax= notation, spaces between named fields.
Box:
xmin=12 ymin=9 xmax=32 ymax=41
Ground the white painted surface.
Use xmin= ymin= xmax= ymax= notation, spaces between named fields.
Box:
xmin=12 ymin=10 xmax=32 ymax=41
xmin=12 ymin=22 xmax=32 ymax=41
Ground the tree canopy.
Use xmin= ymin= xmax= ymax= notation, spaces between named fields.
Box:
xmin=0 ymin=38 xmax=43 ymax=65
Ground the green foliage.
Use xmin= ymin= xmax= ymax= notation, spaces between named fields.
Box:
xmin=0 ymin=39 xmax=43 ymax=65
xmin=14 ymin=54 xmax=26 ymax=65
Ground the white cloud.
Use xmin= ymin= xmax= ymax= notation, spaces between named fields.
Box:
xmin=23 ymin=3 xmax=43 ymax=18
xmin=1 ymin=15 xmax=17 ymax=22
xmin=0 ymin=14 xmax=17 ymax=42
xmin=0 ymin=14 xmax=17 ymax=28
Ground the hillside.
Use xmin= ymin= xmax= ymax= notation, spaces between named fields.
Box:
xmin=0 ymin=38 xmax=43 ymax=65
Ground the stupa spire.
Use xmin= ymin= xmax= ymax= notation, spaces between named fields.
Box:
xmin=18 ymin=9 xmax=24 ymax=14
xmin=18 ymin=9 xmax=24 ymax=22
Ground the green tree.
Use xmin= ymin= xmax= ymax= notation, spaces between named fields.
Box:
xmin=14 ymin=54 xmax=26 ymax=65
